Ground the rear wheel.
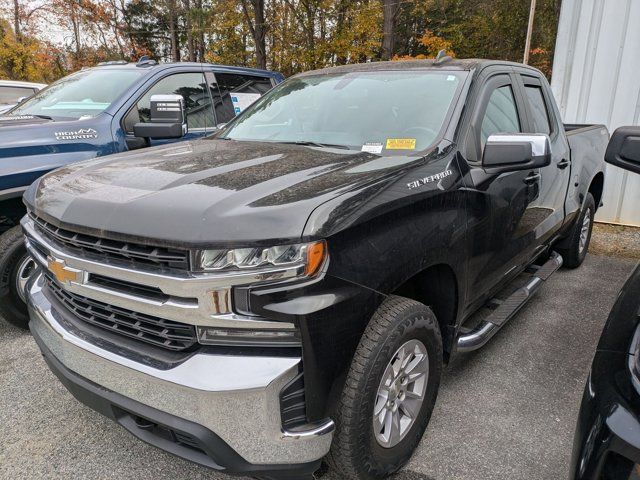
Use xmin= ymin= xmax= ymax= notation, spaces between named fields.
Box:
xmin=328 ymin=296 xmax=443 ymax=480
xmin=557 ymin=193 xmax=595 ymax=268
xmin=0 ymin=226 xmax=35 ymax=329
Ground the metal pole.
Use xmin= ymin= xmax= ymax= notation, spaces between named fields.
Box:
xmin=523 ymin=0 xmax=537 ymax=64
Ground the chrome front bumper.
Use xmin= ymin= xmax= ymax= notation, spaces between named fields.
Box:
xmin=27 ymin=273 xmax=334 ymax=467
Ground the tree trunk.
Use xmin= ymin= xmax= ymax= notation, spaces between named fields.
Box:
xmin=381 ymin=0 xmax=398 ymax=60
xmin=253 ymin=0 xmax=267 ymax=69
xmin=335 ymin=0 xmax=348 ymax=65
xmin=184 ymin=0 xmax=195 ymax=61
xmin=168 ymin=0 xmax=180 ymax=61
xmin=70 ymin=1 xmax=81 ymax=64
xmin=13 ymin=0 xmax=21 ymax=39
xmin=195 ymin=0 xmax=205 ymax=60
xmin=241 ymin=0 xmax=267 ymax=70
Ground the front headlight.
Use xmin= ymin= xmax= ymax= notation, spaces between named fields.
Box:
xmin=193 ymin=240 xmax=327 ymax=278
xmin=192 ymin=241 xmax=326 ymax=347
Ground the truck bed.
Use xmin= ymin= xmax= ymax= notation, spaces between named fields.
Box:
xmin=563 ymin=123 xmax=608 ymax=217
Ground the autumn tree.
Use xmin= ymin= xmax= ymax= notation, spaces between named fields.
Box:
xmin=0 ymin=18 xmax=64 ymax=82
xmin=0 ymin=0 xmax=561 ymax=81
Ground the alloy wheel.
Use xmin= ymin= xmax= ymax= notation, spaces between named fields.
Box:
xmin=373 ymin=339 xmax=429 ymax=448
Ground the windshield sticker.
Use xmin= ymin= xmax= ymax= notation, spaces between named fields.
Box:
xmin=231 ymin=92 xmax=261 ymax=114
xmin=361 ymin=142 xmax=383 ymax=154
xmin=55 ymin=128 xmax=99 ymax=141
xmin=407 ymin=170 xmax=453 ymax=190
xmin=386 ymin=138 xmax=416 ymax=150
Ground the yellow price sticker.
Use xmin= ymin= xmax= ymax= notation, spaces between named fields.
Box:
xmin=386 ymin=138 xmax=416 ymax=150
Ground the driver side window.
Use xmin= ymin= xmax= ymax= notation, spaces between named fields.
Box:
xmin=481 ymin=85 xmax=521 ymax=147
xmin=124 ymin=73 xmax=214 ymax=134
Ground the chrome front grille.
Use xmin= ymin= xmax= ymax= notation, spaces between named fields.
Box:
xmin=22 ymin=215 xmax=299 ymax=351
xmin=31 ymin=214 xmax=190 ymax=270
xmin=45 ymin=274 xmax=198 ymax=351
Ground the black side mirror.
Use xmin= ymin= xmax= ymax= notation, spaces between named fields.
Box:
xmin=605 ymin=126 xmax=640 ymax=174
xmin=133 ymin=94 xmax=188 ymax=140
xmin=482 ymin=133 xmax=551 ymax=174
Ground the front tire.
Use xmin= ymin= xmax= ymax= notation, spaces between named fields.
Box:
xmin=557 ymin=193 xmax=595 ymax=269
xmin=328 ymin=296 xmax=443 ymax=480
xmin=0 ymin=226 xmax=36 ymax=329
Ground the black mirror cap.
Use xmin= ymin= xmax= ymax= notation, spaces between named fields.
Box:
xmin=482 ymin=133 xmax=551 ymax=174
xmin=605 ymin=126 xmax=640 ymax=175
xmin=133 ymin=122 xmax=186 ymax=139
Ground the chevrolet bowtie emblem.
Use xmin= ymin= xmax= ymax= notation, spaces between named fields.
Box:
xmin=47 ymin=258 xmax=82 ymax=285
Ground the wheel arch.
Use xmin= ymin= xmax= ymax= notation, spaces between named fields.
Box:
xmin=588 ymin=171 xmax=604 ymax=212
xmin=390 ymin=263 xmax=459 ymax=363
xmin=0 ymin=196 xmax=27 ymax=235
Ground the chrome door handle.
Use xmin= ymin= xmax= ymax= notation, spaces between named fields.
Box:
xmin=557 ymin=159 xmax=570 ymax=169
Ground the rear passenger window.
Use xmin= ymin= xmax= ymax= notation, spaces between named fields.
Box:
xmin=216 ymin=73 xmax=273 ymax=95
xmin=524 ymin=86 xmax=552 ymax=135
xmin=214 ymin=73 xmax=273 ymax=123
xmin=481 ymin=85 xmax=521 ymax=146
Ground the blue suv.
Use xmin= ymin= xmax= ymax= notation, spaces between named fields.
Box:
xmin=0 ymin=58 xmax=284 ymax=328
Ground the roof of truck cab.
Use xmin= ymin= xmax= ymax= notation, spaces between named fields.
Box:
xmin=91 ymin=62 xmax=282 ymax=77
xmin=295 ymin=59 xmax=542 ymax=77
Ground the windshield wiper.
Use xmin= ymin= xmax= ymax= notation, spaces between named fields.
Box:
xmin=20 ymin=114 xmax=53 ymax=120
xmin=279 ymin=140 xmax=351 ymax=150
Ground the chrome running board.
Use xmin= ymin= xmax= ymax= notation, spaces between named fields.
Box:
xmin=456 ymin=252 xmax=563 ymax=353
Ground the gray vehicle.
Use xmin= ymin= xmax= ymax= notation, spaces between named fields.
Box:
xmin=0 ymin=80 xmax=46 ymax=113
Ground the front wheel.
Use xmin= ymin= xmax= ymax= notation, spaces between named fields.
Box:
xmin=0 ymin=226 xmax=36 ymax=329
xmin=328 ymin=296 xmax=443 ymax=480
xmin=557 ymin=193 xmax=595 ymax=269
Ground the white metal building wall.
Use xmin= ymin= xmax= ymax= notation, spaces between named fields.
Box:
xmin=551 ymin=0 xmax=640 ymax=226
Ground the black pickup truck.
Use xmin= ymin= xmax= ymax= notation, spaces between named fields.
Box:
xmin=22 ymin=59 xmax=608 ymax=480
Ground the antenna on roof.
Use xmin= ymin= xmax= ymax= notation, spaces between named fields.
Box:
xmin=434 ymin=49 xmax=452 ymax=65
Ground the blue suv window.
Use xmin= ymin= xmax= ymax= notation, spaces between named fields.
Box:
xmin=124 ymin=72 xmax=214 ymax=133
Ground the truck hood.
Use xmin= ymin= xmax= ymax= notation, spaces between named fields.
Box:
xmin=27 ymin=138 xmax=424 ymax=246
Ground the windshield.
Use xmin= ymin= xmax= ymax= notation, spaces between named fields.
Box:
xmin=11 ymin=69 xmax=144 ymax=120
xmin=221 ymin=70 xmax=465 ymax=154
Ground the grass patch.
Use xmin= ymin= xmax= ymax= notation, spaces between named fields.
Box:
xmin=590 ymin=222 xmax=640 ymax=260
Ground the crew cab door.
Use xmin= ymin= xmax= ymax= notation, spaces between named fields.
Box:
xmin=121 ymin=71 xmax=216 ymax=149
xmin=463 ymin=72 xmax=543 ymax=304
xmin=516 ymin=72 xmax=570 ymax=241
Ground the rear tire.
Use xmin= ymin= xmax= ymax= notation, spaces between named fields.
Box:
xmin=557 ymin=193 xmax=595 ymax=269
xmin=0 ymin=226 xmax=34 ymax=329
xmin=328 ymin=296 xmax=443 ymax=480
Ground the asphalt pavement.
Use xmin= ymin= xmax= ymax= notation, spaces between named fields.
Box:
xmin=0 ymin=254 xmax=636 ymax=480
